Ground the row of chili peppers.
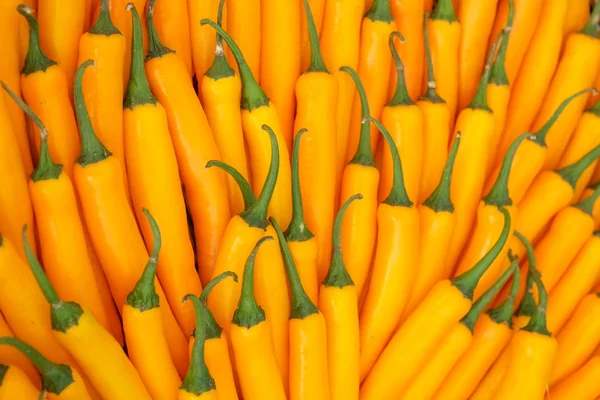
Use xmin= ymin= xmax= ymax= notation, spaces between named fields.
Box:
xmin=0 ymin=0 xmax=600 ymax=399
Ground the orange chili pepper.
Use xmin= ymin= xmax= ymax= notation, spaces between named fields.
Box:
xmin=0 ymin=0 xmax=33 ymax=174
xmin=388 ymin=0 xmax=424 ymax=101
xmin=0 ymin=83 xmax=36 ymax=259
xmin=83 ymin=0 xmax=98 ymax=31
xmin=109 ymin=0 xmax=147 ymax=87
xmin=434 ymin=256 xmax=521 ymax=400
xmin=531 ymin=3 xmax=600 ymax=169
xmin=546 ymin=232 xmax=600 ymax=333
xmin=18 ymin=6 xmax=79 ymax=177
xmin=188 ymin=0 xmax=220 ymax=80
xmin=488 ymin=88 xmax=593 ymax=204
xmin=0 ymin=313 xmax=38 ymax=386
xmin=588 ymin=69 xmax=600 ymax=107
xmin=359 ymin=116 xmax=419 ymax=381
xmin=550 ymin=290 xmax=600 ymax=386
xmin=205 ymin=125 xmax=279 ymax=332
xmin=299 ymin=0 xmax=325 ymax=71
xmin=401 ymin=261 xmax=518 ymax=400
xmin=272 ymin=217 xmax=329 ymax=400
xmin=563 ymin=0 xmax=590 ymax=36
xmin=0 ymin=337 xmax=91 ymax=400
xmin=0 ymin=365 xmax=42 ymax=399
xmin=380 ymin=32 xmax=423 ymax=203
xmin=229 ymin=237 xmax=287 ymax=400
xmin=0 ymin=234 xmax=74 ymax=369
xmin=293 ymin=0 xmax=336 ymax=283
xmin=203 ymin=19 xmax=293 ymax=229
xmin=319 ymin=0 xmax=364 ymax=207
xmin=285 ymin=130 xmax=319 ymax=303
xmin=73 ymin=59 xmax=189 ymax=376
xmin=426 ymin=0 xmax=459 ymax=128
xmin=360 ymin=208 xmax=511 ymax=399
xmin=338 ymin=66 xmax=379 ymax=299
xmin=187 ymin=272 xmax=239 ymax=400
xmin=152 ymin=0 xmax=191 ymax=76
xmin=457 ymin=0 xmax=499 ymax=110
xmin=445 ymin=35 xmax=502 ymax=274
xmin=4 ymin=88 xmax=112 ymax=337
xmin=122 ymin=209 xmax=182 ymax=400
xmin=485 ymin=1 xmax=514 ymax=177
xmin=225 ymin=0 xmax=261 ymax=80
xmin=320 ymin=194 xmax=362 ymax=400
xmin=78 ymin=0 xmax=128 ymax=193
xmin=550 ymin=356 xmax=600 ymax=400
xmin=509 ymin=145 xmax=600 ymax=262
xmin=493 ymin=270 xmax=557 ymax=400
xmin=200 ymin=0 xmax=249 ymax=218
xmin=345 ymin=0 xmax=396 ymax=162
xmin=454 ymin=133 xmax=530 ymax=299
xmin=37 ymin=0 xmax=85 ymax=98
xmin=125 ymin=3 xmax=202 ymax=337
xmin=487 ymin=0 xmax=542 ymax=85
xmin=419 ymin=19 xmax=452 ymax=201
xmin=22 ymin=226 xmax=152 ymax=400
xmin=260 ymin=0 xmax=301 ymax=150
xmin=500 ymin=0 xmax=569 ymax=158
xmin=406 ymin=134 xmax=460 ymax=314
xmin=559 ymin=100 xmax=600 ymax=200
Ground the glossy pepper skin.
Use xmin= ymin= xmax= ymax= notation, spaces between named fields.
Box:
xmin=320 ymin=194 xmax=363 ymax=400
xmin=73 ymin=60 xmax=189 ymax=376
xmin=550 ymin=356 xmax=600 ymax=400
xmin=0 ymin=365 xmax=41 ymax=400
xmin=359 ymin=117 xmax=419 ymax=381
xmin=201 ymin=0 xmax=249 ymax=218
xmin=202 ymin=19 xmax=293 ymax=229
xmin=18 ymin=6 xmax=79 ymax=178
xmin=531 ymin=3 xmax=600 ymax=170
xmin=78 ymin=0 xmax=128 ymax=193
xmin=292 ymin=0 xmax=337 ymax=283
xmin=0 ymin=314 xmax=38 ymax=386
xmin=360 ymin=208 xmax=511 ymax=399
xmin=0 ymin=84 xmax=36 ymax=259
xmin=21 ymin=228 xmax=152 ymax=400
xmin=122 ymin=210 xmax=181 ymax=400
xmin=229 ymin=237 xmax=287 ymax=400
xmin=154 ymin=0 xmax=192 ymax=76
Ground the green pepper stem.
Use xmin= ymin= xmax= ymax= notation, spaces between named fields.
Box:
xmin=483 ymin=132 xmax=531 ymax=207
xmin=271 ymin=217 xmax=318 ymax=319
xmin=124 ymin=3 xmax=157 ymax=109
xmin=205 ymin=0 xmax=235 ymax=80
xmin=125 ymin=209 xmax=161 ymax=311
xmin=89 ymin=0 xmax=121 ymax=36
xmin=303 ymin=0 xmax=328 ymax=73
xmin=531 ymin=88 xmax=596 ymax=147
xmin=489 ymin=0 xmax=514 ymax=86
xmin=22 ymin=226 xmax=60 ymax=305
xmin=206 ymin=161 xmax=256 ymax=211
xmin=365 ymin=0 xmax=394 ymax=23
xmin=486 ymin=254 xmax=521 ymax=327
xmin=285 ymin=129 xmax=314 ymax=242
xmin=146 ymin=0 xmax=175 ymax=60
xmin=239 ymin=125 xmax=280 ymax=229
xmin=430 ymin=0 xmax=458 ymax=22
xmin=557 ymin=144 xmax=600 ymax=189
xmin=322 ymin=194 xmax=363 ymax=288
xmin=181 ymin=295 xmax=216 ymax=396
xmin=387 ymin=31 xmax=413 ymax=107
xmin=363 ymin=116 xmax=411 ymax=207
xmin=461 ymin=261 xmax=518 ymax=332
xmin=421 ymin=14 xmax=444 ymax=103
xmin=231 ymin=237 xmax=273 ymax=328
xmin=521 ymin=236 xmax=550 ymax=336
xmin=1 ymin=82 xmax=62 ymax=181
xmin=423 ymin=133 xmax=461 ymax=213
xmin=341 ymin=66 xmax=375 ymax=167
xmin=200 ymin=19 xmax=269 ymax=111
xmin=196 ymin=272 xmax=238 ymax=340
xmin=467 ymin=31 xmax=503 ymax=111
xmin=581 ymin=0 xmax=600 ymax=38
xmin=514 ymin=231 xmax=539 ymax=318
xmin=18 ymin=5 xmax=56 ymax=75
xmin=452 ymin=207 xmax=511 ymax=300
xmin=74 ymin=60 xmax=112 ymax=167
xmin=576 ymin=184 xmax=600 ymax=216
